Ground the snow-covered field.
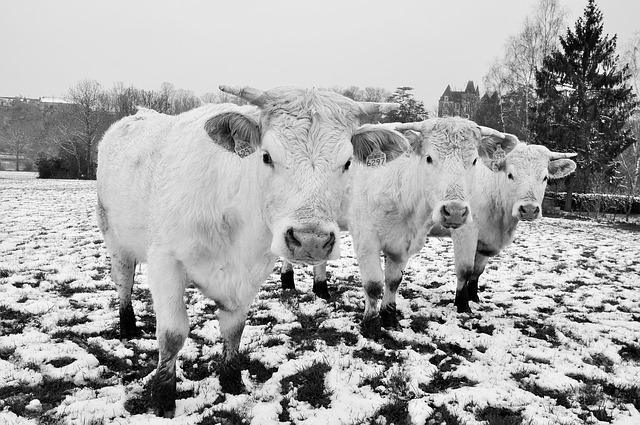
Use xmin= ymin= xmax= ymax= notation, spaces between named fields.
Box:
xmin=1 ymin=171 xmax=639 ymax=425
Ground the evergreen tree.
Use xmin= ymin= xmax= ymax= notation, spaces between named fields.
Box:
xmin=532 ymin=0 xmax=637 ymax=210
xmin=474 ymin=92 xmax=504 ymax=131
xmin=384 ymin=87 xmax=429 ymax=123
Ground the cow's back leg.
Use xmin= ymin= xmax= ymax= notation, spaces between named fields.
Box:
xmin=280 ymin=260 xmax=295 ymax=290
xmin=112 ymin=252 xmax=138 ymax=338
xmin=98 ymin=201 xmax=139 ymax=339
xmin=312 ymin=262 xmax=330 ymax=300
xmin=147 ymin=250 xmax=188 ymax=418
xmin=380 ymin=254 xmax=407 ymax=329
xmin=217 ymin=307 xmax=249 ymax=394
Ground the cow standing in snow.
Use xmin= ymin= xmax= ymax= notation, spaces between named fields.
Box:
xmin=280 ymin=118 xmax=519 ymax=335
xmin=96 ymin=86 xmax=409 ymax=417
xmin=447 ymin=143 xmax=577 ymax=313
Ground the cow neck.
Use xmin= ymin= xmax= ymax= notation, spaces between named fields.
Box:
xmin=394 ymin=156 xmax=432 ymax=227
xmin=475 ymin=165 xmax=519 ymax=243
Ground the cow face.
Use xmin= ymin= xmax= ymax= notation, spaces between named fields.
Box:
xmin=398 ymin=118 xmax=519 ymax=229
xmin=495 ymin=144 xmax=577 ymax=221
xmin=206 ymin=86 xmax=409 ymax=265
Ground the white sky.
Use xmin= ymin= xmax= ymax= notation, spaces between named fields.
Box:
xmin=1 ymin=0 xmax=638 ymax=111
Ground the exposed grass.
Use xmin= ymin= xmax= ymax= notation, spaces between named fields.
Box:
xmin=371 ymin=398 xmax=410 ymax=425
xmin=419 ymin=370 xmax=477 ymax=394
xmin=281 ymin=361 xmax=332 ymax=408
xmin=514 ymin=319 xmax=560 ymax=347
xmin=476 ymin=406 xmax=524 ymax=425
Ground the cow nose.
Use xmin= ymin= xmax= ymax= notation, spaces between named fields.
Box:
xmin=285 ymin=227 xmax=335 ymax=263
xmin=285 ymin=228 xmax=302 ymax=250
xmin=518 ymin=204 xmax=540 ymax=220
xmin=441 ymin=203 xmax=469 ymax=228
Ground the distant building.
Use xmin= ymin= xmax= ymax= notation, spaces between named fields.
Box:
xmin=438 ymin=81 xmax=480 ymax=119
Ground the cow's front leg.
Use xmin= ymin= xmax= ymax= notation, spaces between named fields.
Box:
xmin=280 ymin=260 xmax=295 ymax=290
xmin=217 ymin=307 xmax=247 ymax=394
xmin=380 ymin=254 xmax=407 ymax=329
xmin=148 ymin=253 xmax=188 ymax=418
xmin=468 ymin=254 xmax=489 ymax=303
xmin=312 ymin=262 xmax=330 ymax=300
xmin=357 ymin=254 xmax=384 ymax=338
xmin=451 ymin=227 xmax=479 ymax=314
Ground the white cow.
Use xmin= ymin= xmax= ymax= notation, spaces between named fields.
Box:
xmin=281 ymin=118 xmax=519 ymax=336
xmin=96 ymin=86 xmax=409 ymax=416
xmin=448 ymin=142 xmax=577 ymax=312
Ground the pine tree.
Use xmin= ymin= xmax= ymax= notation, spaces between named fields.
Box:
xmin=383 ymin=87 xmax=429 ymax=123
xmin=532 ymin=0 xmax=637 ymax=211
xmin=474 ymin=92 xmax=504 ymax=131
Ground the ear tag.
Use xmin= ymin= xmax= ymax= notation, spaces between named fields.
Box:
xmin=365 ymin=149 xmax=387 ymax=167
xmin=234 ymin=141 xmax=255 ymax=158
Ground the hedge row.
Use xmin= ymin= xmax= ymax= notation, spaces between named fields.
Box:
xmin=545 ymin=191 xmax=640 ymax=214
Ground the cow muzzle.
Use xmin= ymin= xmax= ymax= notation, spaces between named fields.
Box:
xmin=283 ymin=226 xmax=336 ymax=265
xmin=435 ymin=200 xmax=471 ymax=229
xmin=514 ymin=203 xmax=541 ymax=221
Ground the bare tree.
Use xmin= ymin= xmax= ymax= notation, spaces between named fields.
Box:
xmin=63 ymin=79 xmax=113 ymax=178
xmin=1 ymin=126 xmax=31 ymax=171
xmin=483 ymin=0 xmax=566 ymax=139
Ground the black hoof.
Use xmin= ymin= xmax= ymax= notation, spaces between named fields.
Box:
xmin=119 ymin=304 xmax=139 ymax=339
xmin=219 ymin=360 xmax=245 ymax=395
xmin=361 ymin=316 xmax=382 ymax=339
xmin=312 ymin=280 xmax=331 ymax=300
xmin=151 ymin=373 xmax=176 ymax=418
xmin=468 ymin=280 xmax=480 ymax=303
xmin=380 ymin=304 xmax=400 ymax=330
xmin=454 ymin=288 xmax=472 ymax=313
xmin=281 ymin=270 xmax=295 ymax=290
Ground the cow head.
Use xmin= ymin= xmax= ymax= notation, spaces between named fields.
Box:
xmin=493 ymin=144 xmax=577 ymax=221
xmin=205 ymin=86 xmax=409 ymax=265
xmin=396 ymin=118 xmax=519 ymax=229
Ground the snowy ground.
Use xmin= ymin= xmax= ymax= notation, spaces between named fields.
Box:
xmin=1 ymin=171 xmax=639 ymax=425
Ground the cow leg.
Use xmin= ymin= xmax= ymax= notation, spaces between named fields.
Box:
xmin=357 ymin=254 xmax=384 ymax=338
xmin=451 ymin=227 xmax=479 ymax=314
xmin=380 ymin=255 xmax=407 ymax=329
xmin=110 ymin=251 xmax=138 ymax=339
xmin=148 ymin=252 xmax=188 ymax=418
xmin=217 ymin=307 xmax=248 ymax=394
xmin=468 ymin=254 xmax=489 ymax=303
xmin=312 ymin=262 xmax=330 ymax=300
xmin=280 ymin=260 xmax=295 ymax=290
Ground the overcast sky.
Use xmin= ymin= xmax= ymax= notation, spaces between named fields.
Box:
xmin=1 ymin=0 xmax=638 ymax=110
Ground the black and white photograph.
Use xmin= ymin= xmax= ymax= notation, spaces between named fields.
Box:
xmin=1 ymin=0 xmax=639 ymax=423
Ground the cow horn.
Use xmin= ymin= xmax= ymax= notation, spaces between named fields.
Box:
xmin=219 ymin=85 xmax=266 ymax=107
xmin=394 ymin=122 xmax=424 ymax=132
xmin=478 ymin=126 xmax=506 ymax=139
xmin=548 ymin=151 xmax=578 ymax=160
xmin=357 ymin=102 xmax=399 ymax=116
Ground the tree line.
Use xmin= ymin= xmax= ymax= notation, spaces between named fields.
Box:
xmin=475 ymin=0 xmax=638 ymax=213
xmin=0 ymin=83 xmax=428 ymax=179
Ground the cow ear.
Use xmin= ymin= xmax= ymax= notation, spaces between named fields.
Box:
xmin=477 ymin=130 xmax=519 ymax=169
xmin=548 ymin=159 xmax=577 ymax=179
xmin=351 ymin=125 xmax=411 ymax=167
xmin=204 ymin=112 xmax=261 ymax=158
xmin=402 ymin=130 xmax=423 ymax=154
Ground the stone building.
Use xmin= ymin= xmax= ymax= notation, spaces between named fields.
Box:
xmin=438 ymin=81 xmax=480 ymax=118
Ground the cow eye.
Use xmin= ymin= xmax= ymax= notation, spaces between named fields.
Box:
xmin=426 ymin=155 xmax=433 ymax=164
xmin=507 ymin=172 xmax=514 ymax=180
xmin=543 ymin=176 xmax=548 ymax=182
xmin=262 ymin=152 xmax=273 ymax=166
xmin=472 ymin=158 xmax=478 ymax=166
xmin=343 ymin=159 xmax=351 ymax=172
